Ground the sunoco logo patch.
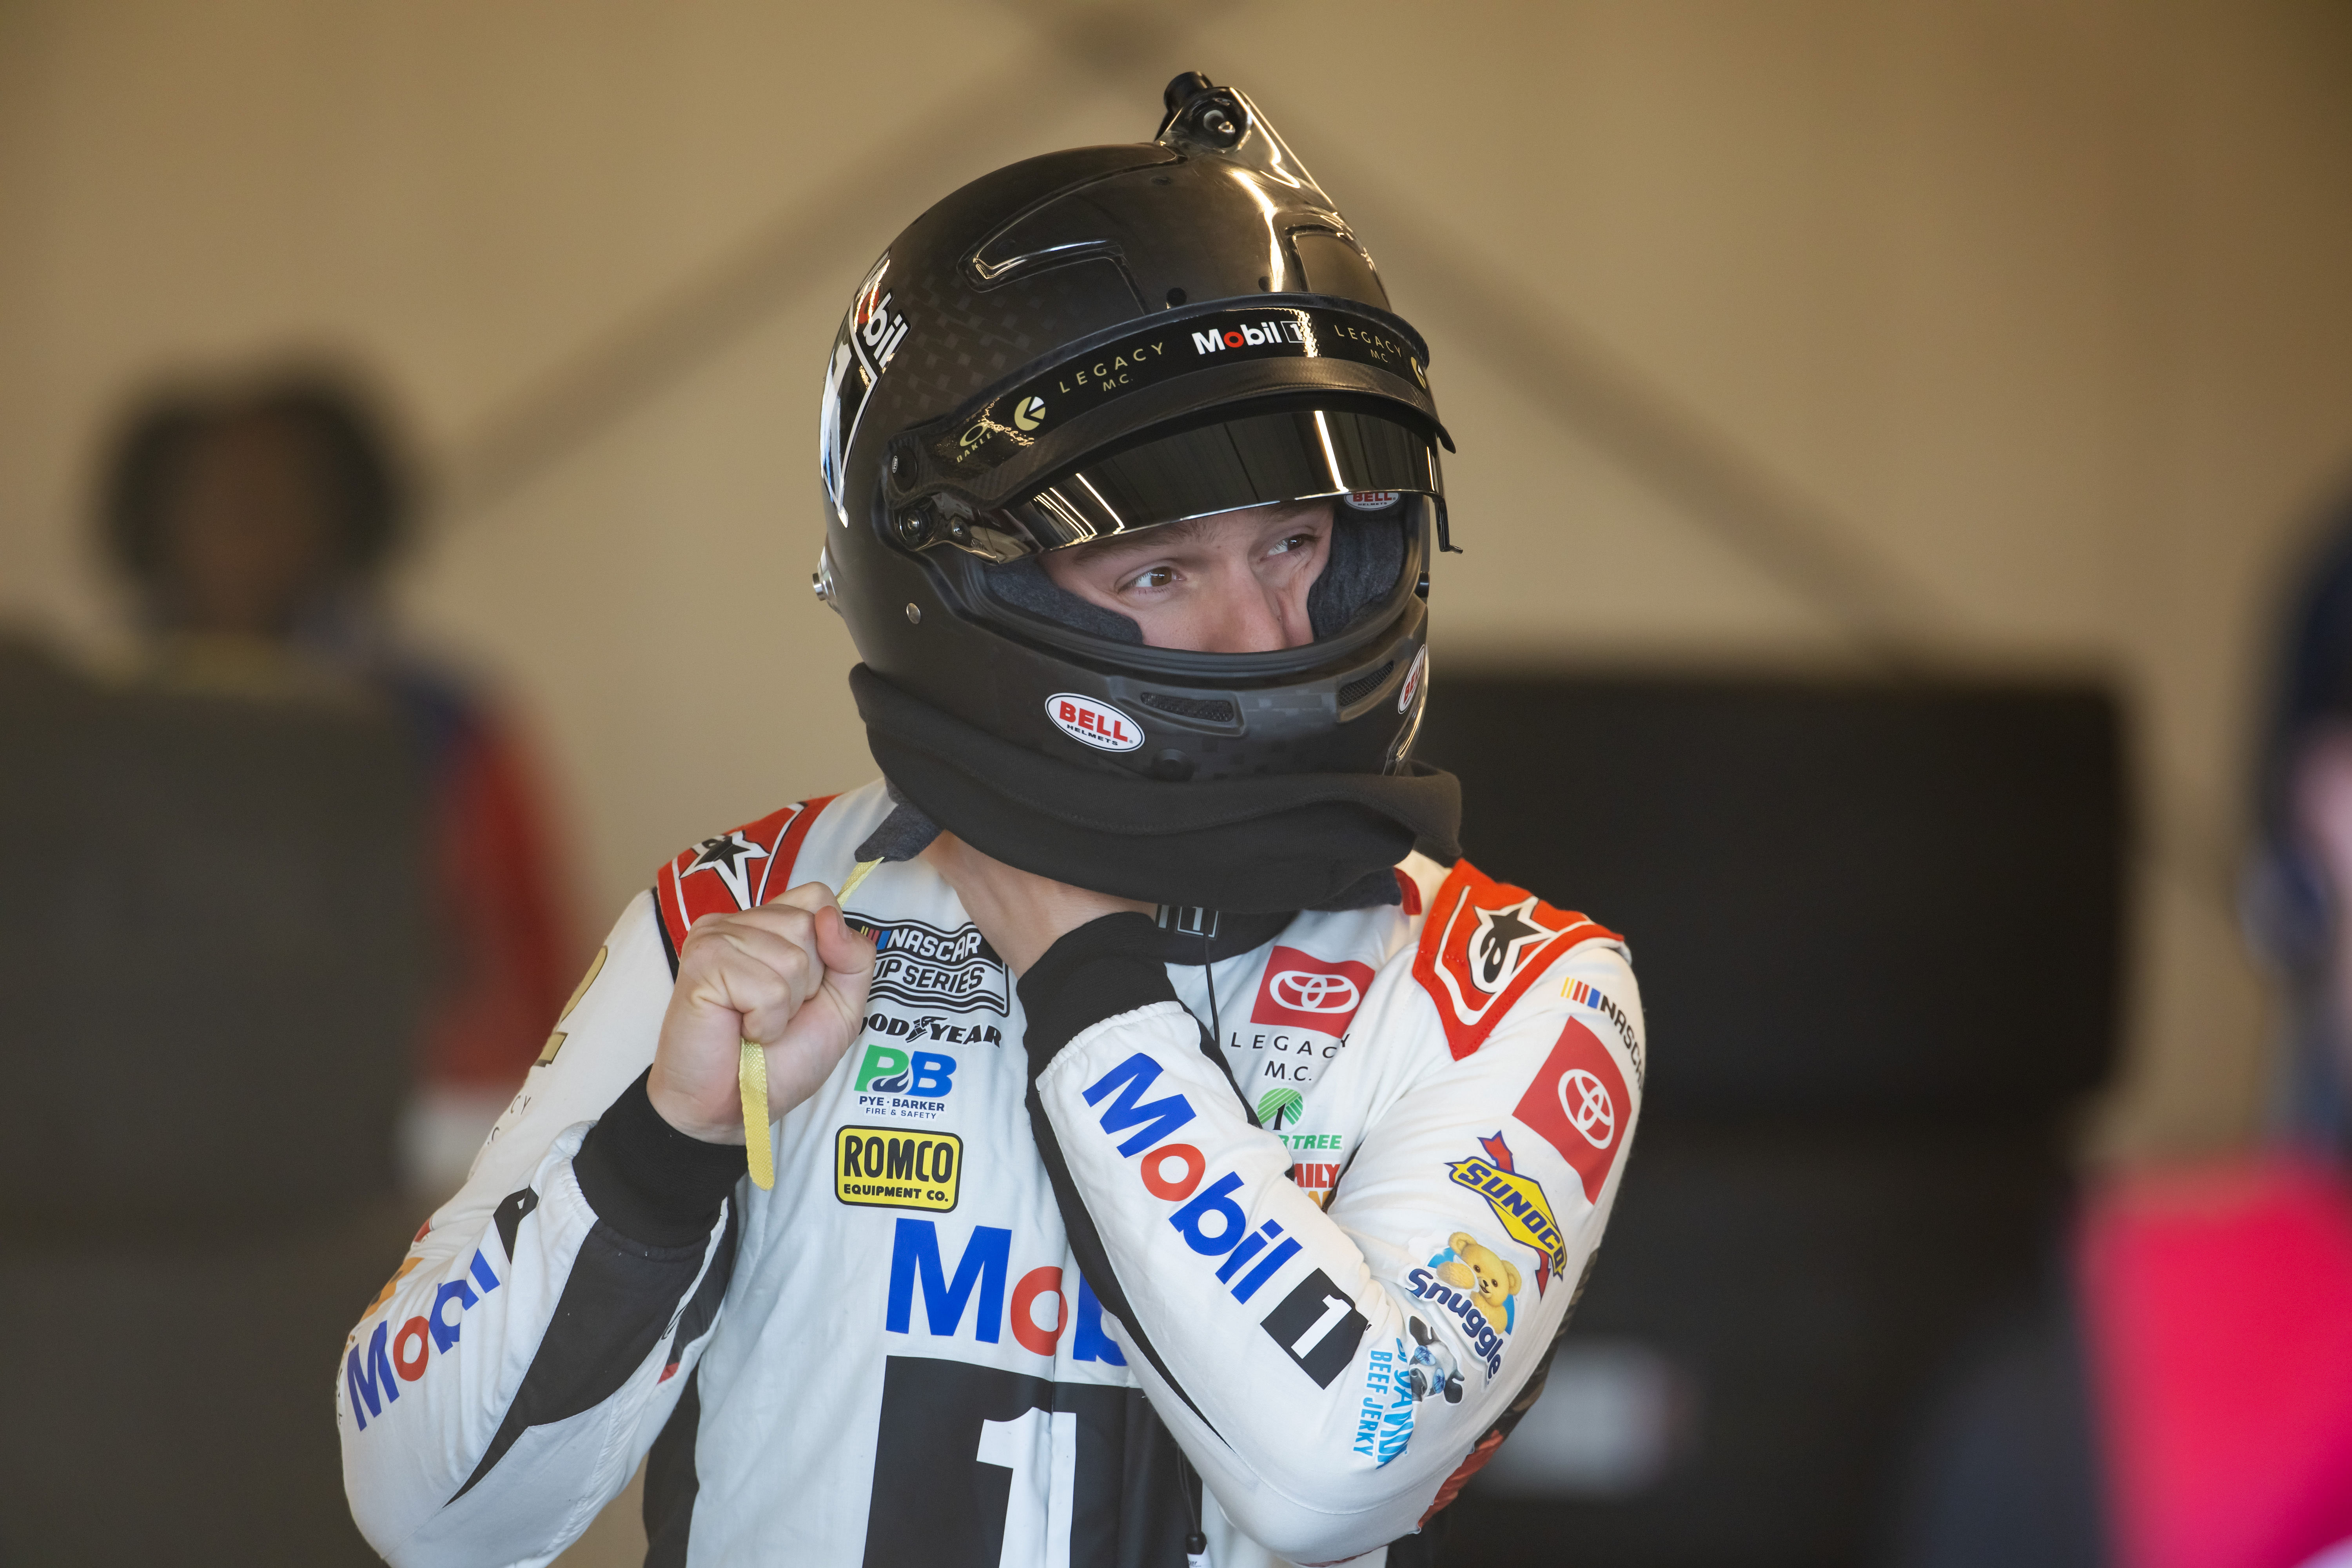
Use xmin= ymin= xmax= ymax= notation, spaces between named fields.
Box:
xmin=1446 ymin=1132 xmax=1567 ymax=1296
xmin=835 ymin=1126 xmax=962 ymax=1212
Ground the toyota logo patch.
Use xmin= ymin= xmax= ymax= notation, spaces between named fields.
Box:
xmin=1251 ymin=944 xmax=1378 ymax=1035
xmin=1557 ymin=1068 xmax=1615 ymax=1148
xmin=1270 ymin=971 xmax=1362 ymax=1014
xmin=1511 ymin=1016 xmax=1635 ymax=1204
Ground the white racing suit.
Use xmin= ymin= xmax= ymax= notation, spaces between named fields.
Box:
xmin=337 ymin=779 xmax=1645 ymax=1567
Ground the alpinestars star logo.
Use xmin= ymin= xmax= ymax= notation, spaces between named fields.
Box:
xmin=1412 ymin=861 xmax=1618 ymax=1059
xmin=1470 ymin=899 xmax=1553 ymax=995
xmin=684 ymin=831 xmax=770 ymax=909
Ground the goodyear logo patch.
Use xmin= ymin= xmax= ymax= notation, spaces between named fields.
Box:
xmin=1446 ymin=1149 xmax=1566 ymax=1289
xmin=836 ymin=1126 xmax=962 ymax=1213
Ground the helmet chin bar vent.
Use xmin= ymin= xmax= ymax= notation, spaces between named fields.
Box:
xmin=1136 ymin=691 xmax=1239 ymax=727
xmin=1337 ymin=659 xmax=1397 ymax=710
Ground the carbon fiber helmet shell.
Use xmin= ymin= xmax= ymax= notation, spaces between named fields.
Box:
xmin=818 ymin=78 xmax=1450 ymax=787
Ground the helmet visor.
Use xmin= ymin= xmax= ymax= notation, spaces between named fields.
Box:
xmin=992 ymin=405 xmax=1441 ymax=555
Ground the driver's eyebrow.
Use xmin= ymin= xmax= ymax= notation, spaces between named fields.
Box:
xmin=1058 ymin=515 xmax=1212 ymax=568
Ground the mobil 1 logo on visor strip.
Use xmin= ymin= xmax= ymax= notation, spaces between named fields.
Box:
xmin=1046 ymin=693 xmax=1144 ymax=752
xmin=938 ymin=304 xmax=1428 ymax=479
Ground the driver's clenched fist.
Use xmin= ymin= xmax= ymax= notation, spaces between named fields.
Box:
xmin=646 ymin=882 xmax=874 ymax=1144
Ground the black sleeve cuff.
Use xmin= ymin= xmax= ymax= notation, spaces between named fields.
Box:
xmin=1017 ymin=911 xmax=1182 ymax=1071
xmin=573 ymin=1069 xmax=748 ymax=1247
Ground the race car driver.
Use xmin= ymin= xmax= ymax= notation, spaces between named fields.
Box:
xmin=338 ymin=74 xmax=1646 ymax=1568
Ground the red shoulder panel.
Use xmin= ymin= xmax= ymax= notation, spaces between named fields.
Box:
xmin=653 ymin=795 xmax=838 ymax=960
xmin=1412 ymin=859 xmax=1620 ymax=1060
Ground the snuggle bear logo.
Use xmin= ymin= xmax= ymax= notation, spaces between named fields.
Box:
xmin=1428 ymin=1232 xmax=1520 ymax=1333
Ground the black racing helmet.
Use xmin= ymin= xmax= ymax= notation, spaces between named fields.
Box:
xmin=815 ymin=74 xmax=1462 ymax=909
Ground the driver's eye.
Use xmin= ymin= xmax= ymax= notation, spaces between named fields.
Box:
xmin=1125 ymin=566 xmax=1176 ymax=592
xmin=1270 ymin=532 xmax=1318 ymax=557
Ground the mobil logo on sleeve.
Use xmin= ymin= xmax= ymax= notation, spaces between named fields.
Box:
xmin=1045 ymin=694 xmax=1143 ymax=752
xmin=1252 ymin=946 xmax=1377 ymax=1035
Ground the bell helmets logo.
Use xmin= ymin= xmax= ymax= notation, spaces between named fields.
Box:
xmin=1343 ymin=490 xmax=1401 ymax=510
xmin=1046 ymin=693 xmax=1144 ymax=752
xmin=1513 ymin=1016 xmax=1632 ymax=1205
xmin=1398 ymin=646 xmax=1427 ymax=715
xmin=1252 ymin=945 xmax=1377 ymax=1034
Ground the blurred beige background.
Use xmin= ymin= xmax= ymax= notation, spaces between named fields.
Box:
xmin=4 ymin=4 xmax=2350 ymax=1553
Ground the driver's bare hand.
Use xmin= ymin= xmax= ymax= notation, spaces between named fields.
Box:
xmin=647 ymin=882 xmax=875 ymax=1143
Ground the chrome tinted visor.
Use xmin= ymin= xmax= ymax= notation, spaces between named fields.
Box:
xmin=970 ymin=406 xmax=1441 ymax=559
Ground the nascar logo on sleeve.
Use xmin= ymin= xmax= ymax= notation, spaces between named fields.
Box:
xmin=1412 ymin=860 xmax=1619 ymax=1058
xmin=1565 ymin=976 xmax=1644 ymax=1087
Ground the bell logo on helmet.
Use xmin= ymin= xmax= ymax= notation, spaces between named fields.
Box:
xmin=1343 ymin=490 xmax=1401 ymax=510
xmin=1046 ymin=694 xmax=1144 ymax=752
xmin=1399 ymin=646 xmax=1426 ymax=715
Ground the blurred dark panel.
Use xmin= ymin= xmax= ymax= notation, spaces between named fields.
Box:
xmin=1425 ymin=676 xmax=2124 ymax=1120
xmin=0 ymin=669 xmax=426 ymax=1232
xmin=0 ymin=1200 xmax=415 ymax=1564
xmin=0 ymin=649 xmax=427 ymax=1563
xmin=1419 ymin=671 xmax=2125 ymax=1568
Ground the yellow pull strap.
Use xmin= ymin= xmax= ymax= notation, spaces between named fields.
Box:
xmin=837 ymin=856 xmax=882 ymax=903
xmin=736 ymin=858 xmax=882 ymax=1189
xmin=738 ymin=1038 xmax=774 ymax=1189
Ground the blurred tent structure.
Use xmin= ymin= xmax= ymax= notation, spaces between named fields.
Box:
xmin=3 ymin=4 xmax=2352 ymax=1565
xmin=5 ymin=0 xmax=2348 ymax=1167
xmin=1423 ymin=673 xmax=2126 ymax=1567
xmin=0 ymin=640 xmax=426 ymax=1563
